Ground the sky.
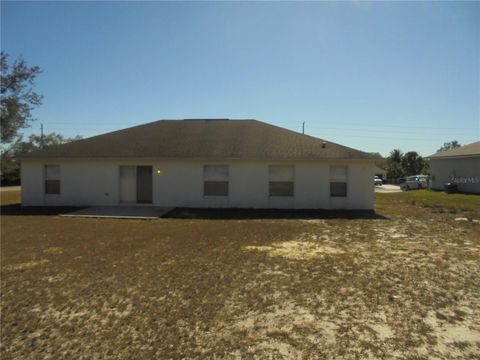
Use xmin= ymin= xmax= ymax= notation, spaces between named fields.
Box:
xmin=1 ymin=1 xmax=479 ymax=157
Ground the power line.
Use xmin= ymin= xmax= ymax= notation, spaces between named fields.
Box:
xmin=309 ymin=126 xmax=476 ymax=136
xmin=41 ymin=125 xmax=478 ymax=140
xmin=311 ymin=132 xmax=479 ymax=142
xmin=43 ymin=123 xmax=479 ymax=135
xmin=43 ymin=120 xmax=479 ymax=131
xmin=321 ymin=122 xmax=479 ymax=130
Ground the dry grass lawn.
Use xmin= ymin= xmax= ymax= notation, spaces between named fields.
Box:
xmin=1 ymin=190 xmax=479 ymax=359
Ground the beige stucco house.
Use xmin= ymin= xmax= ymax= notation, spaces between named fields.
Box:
xmin=20 ymin=119 xmax=376 ymax=209
xmin=427 ymin=141 xmax=480 ymax=194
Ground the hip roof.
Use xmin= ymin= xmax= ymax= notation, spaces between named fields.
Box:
xmin=21 ymin=119 xmax=375 ymax=161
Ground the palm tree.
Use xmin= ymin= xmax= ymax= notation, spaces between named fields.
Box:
xmin=386 ymin=149 xmax=404 ymax=179
xmin=390 ymin=149 xmax=403 ymax=163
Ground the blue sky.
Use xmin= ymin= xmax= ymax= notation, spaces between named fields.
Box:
xmin=1 ymin=1 xmax=479 ymax=156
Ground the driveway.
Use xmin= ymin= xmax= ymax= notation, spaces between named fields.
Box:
xmin=375 ymin=184 xmax=402 ymax=193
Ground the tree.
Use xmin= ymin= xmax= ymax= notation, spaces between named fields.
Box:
xmin=401 ymin=151 xmax=426 ymax=176
xmin=421 ymin=160 xmax=430 ymax=175
xmin=437 ymin=140 xmax=461 ymax=153
xmin=16 ymin=132 xmax=82 ymax=153
xmin=1 ymin=52 xmax=43 ymax=144
xmin=1 ymin=132 xmax=81 ymax=185
xmin=385 ymin=149 xmax=404 ymax=179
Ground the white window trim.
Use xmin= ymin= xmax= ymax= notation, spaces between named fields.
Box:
xmin=44 ymin=164 xmax=61 ymax=195
xmin=203 ymin=165 xmax=229 ymax=197
xmin=268 ymin=165 xmax=295 ymax=197
xmin=329 ymin=165 xmax=348 ymax=198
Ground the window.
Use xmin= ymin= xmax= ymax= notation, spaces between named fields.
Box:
xmin=45 ymin=165 xmax=60 ymax=194
xmin=269 ymin=165 xmax=294 ymax=196
xmin=330 ymin=166 xmax=347 ymax=197
xmin=203 ymin=165 xmax=229 ymax=196
xmin=330 ymin=182 xmax=347 ymax=197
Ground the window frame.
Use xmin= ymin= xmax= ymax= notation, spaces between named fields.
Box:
xmin=203 ymin=165 xmax=229 ymax=197
xmin=329 ymin=165 xmax=348 ymax=198
xmin=268 ymin=165 xmax=295 ymax=197
xmin=330 ymin=182 xmax=347 ymax=197
xmin=44 ymin=164 xmax=61 ymax=195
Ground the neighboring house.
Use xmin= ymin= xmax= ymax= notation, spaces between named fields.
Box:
xmin=368 ymin=153 xmax=387 ymax=181
xmin=374 ymin=166 xmax=387 ymax=180
xmin=427 ymin=141 xmax=480 ymax=194
xmin=20 ymin=119 xmax=376 ymax=209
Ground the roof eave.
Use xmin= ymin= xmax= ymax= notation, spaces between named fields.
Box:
xmin=427 ymin=154 xmax=480 ymax=160
xmin=20 ymin=156 xmax=376 ymax=162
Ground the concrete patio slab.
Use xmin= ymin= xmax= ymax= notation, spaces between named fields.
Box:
xmin=60 ymin=206 xmax=174 ymax=219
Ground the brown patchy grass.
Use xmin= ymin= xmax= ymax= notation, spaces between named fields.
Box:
xmin=1 ymin=190 xmax=479 ymax=359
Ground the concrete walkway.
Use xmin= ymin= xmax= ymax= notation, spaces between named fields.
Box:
xmin=0 ymin=186 xmax=21 ymax=192
xmin=61 ymin=206 xmax=174 ymax=219
xmin=375 ymin=184 xmax=402 ymax=193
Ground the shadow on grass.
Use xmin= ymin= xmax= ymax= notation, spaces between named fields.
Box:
xmin=165 ymin=208 xmax=387 ymax=220
xmin=1 ymin=204 xmax=85 ymax=216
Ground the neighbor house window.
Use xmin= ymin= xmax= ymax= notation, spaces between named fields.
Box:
xmin=269 ymin=165 xmax=294 ymax=196
xmin=203 ymin=165 xmax=229 ymax=196
xmin=330 ymin=166 xmax=347 ymax=197
xmin=45 ymin=165 xmax=60 ymax=195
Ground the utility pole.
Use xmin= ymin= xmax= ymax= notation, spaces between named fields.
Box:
xmin=40 ymin=123 xmax=44 ymax=148
xmin=302 ymin=122 xmax=305 ymax=135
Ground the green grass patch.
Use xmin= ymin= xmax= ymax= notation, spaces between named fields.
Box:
xmin=376 ymin=190 xmax=480 ymax=215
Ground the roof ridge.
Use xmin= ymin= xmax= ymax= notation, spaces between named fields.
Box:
xmin=252 ymin=120 xmax=375 ymax=158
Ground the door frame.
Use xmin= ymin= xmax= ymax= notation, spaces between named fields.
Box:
xmin=118 ymin=165 xmax=153 ymax=205
xmin=136 ymin=165 xmax=153 ymax=204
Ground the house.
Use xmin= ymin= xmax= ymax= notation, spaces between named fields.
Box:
xmin=374 ymin=166 xmax=387 ymax=181
xmin=20 ymin=119 xmax=376 ymax=209
xmin=427 ymin=141 xmax=480 ymax=194
xmin=368 ymin=153 xmax=387 ymax=181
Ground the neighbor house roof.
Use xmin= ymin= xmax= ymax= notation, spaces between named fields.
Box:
xmin=427 ymin=141 xmax=480 ymax=159
xmin=20 ymin=119 xmax=375 ymax=161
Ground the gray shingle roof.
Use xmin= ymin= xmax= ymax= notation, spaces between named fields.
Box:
xmin=427 ymin=141 xmax=480 ymax=159
xmin=20 ymin=119 xmax=375 ymax=161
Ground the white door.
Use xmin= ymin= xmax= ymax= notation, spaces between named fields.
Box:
xmin=119 ymin=166 xmax=136 ymax=203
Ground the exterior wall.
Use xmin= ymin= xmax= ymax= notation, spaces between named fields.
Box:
xmin=429 ymin=157 xmax=480 ymax=194
xmin=21 ymin=162 xmax=44 ymax=206
xmin=22 ymin=162 xmax=121 ymax=206
xmin=21 ymin=159 xmax=375 ymax=209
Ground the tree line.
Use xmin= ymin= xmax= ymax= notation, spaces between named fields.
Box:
xmin=1 ymin=52 xmax=81 ymax=185
xmin=384 ymin=141 xmax=461 ymax=180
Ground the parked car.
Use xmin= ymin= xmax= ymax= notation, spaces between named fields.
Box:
xmin=374 ymin=176 xmax=383 ymax=186
xmin=401 ymin=175 xmax=428 ymax=191
xmin=444 ymin=182 xmax=458 ymax=194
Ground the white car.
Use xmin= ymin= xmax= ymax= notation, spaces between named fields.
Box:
xmin=374 ymin=176 xmax=383 ymax=186
xmin=401 ymin=175 xmax=428 ymax=191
